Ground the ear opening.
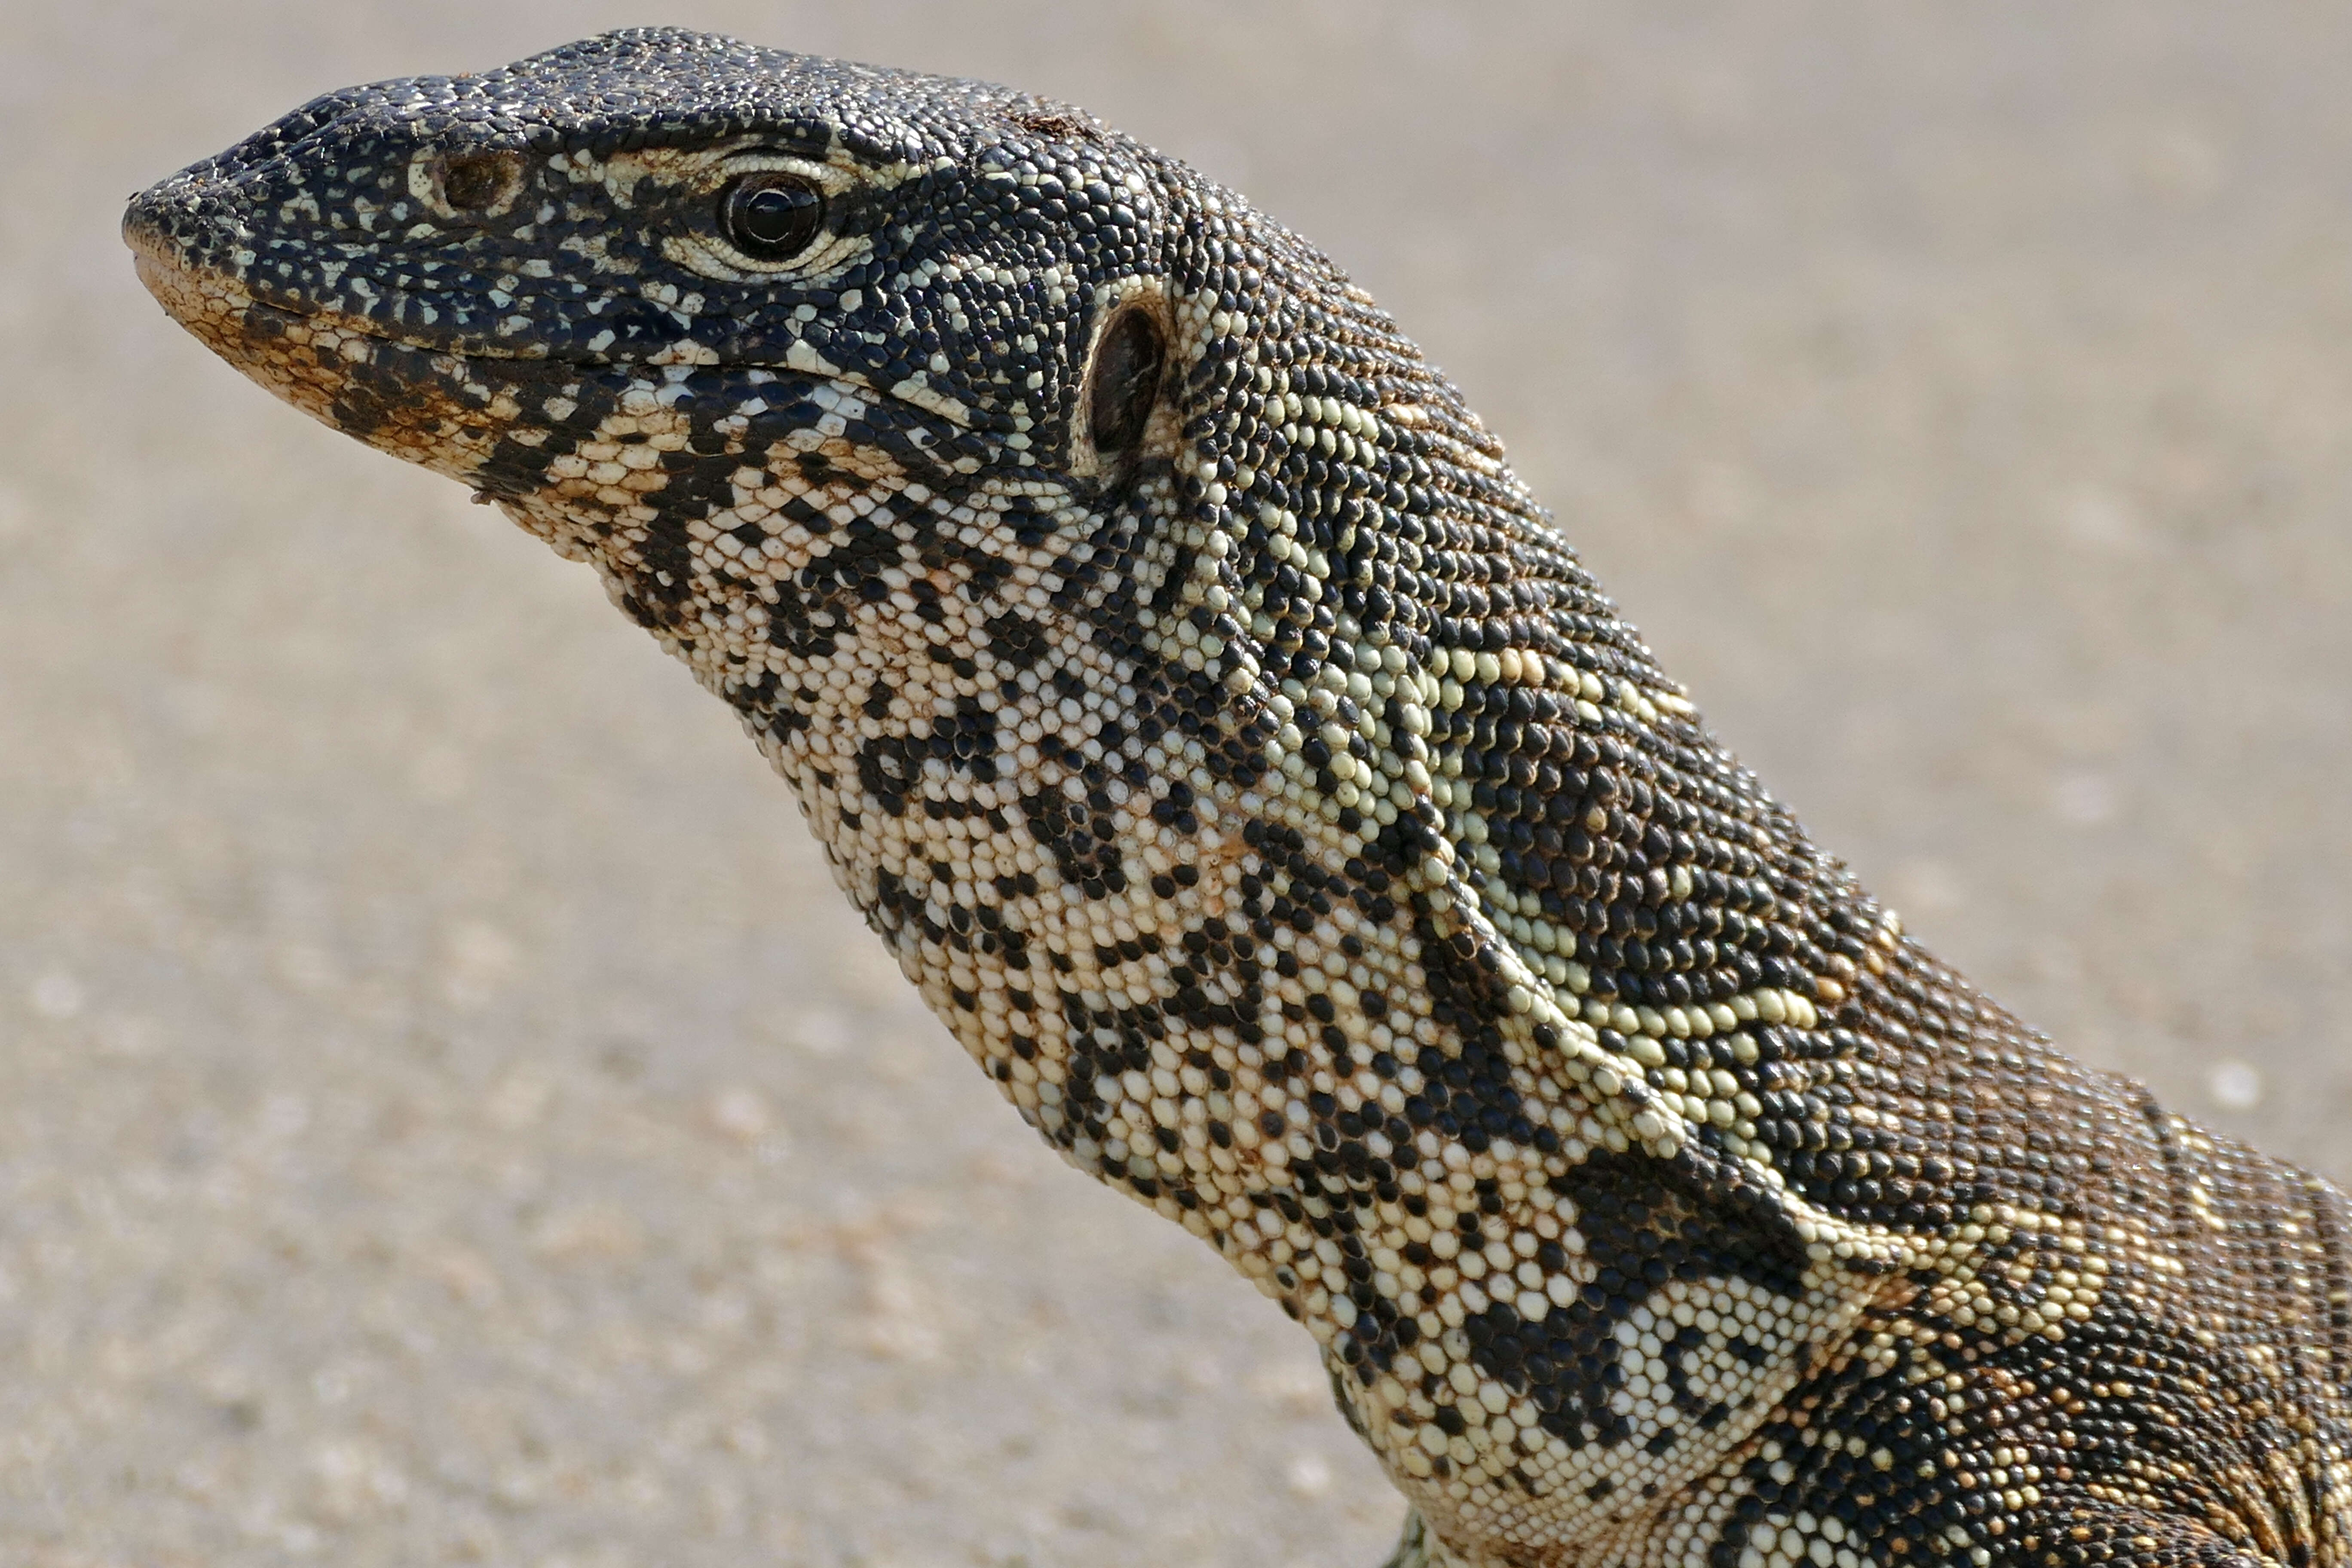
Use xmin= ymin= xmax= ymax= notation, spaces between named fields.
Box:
xmin=1069 ymin=279 xmax=1174 ymax=478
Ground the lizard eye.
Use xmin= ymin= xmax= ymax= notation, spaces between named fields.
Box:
xmin=1088 ymin=306 xmax=1165 ymax=457
xmin=720 ymin=173 xmax=825 ymax=262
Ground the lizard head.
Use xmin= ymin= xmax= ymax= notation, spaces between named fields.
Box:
xmin=122 ymin=25 xmax=1204 ymax=501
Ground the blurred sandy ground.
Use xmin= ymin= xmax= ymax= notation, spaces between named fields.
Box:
xmin=2 ymin=3 xmax=2348 ymax=1564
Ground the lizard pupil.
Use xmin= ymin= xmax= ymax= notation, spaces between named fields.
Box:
xmin=1088 ymin=306 xmax=1164 ymax=458
xmin=721 ymin=175 xmax=824 ymax=260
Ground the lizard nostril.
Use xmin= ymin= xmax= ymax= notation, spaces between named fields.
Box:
xmin=438 ymin=151 xmax=519 ymax=213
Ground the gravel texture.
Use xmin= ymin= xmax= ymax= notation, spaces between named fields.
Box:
xmin=4 ymin=4 xmax=2349 ymax=1565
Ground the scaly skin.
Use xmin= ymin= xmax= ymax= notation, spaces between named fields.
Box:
xmin=126 ymin=28 xmax=2349 ymax=1568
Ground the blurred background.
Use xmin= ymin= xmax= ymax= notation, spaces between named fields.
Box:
xmin=4 ymin=3 xmax=2349 ymax=1564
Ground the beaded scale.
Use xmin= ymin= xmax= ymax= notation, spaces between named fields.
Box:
xmin=126 ymin=29 xmax=2349 ymax=1568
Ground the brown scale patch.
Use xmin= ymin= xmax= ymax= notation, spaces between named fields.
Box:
xmin=772 ymin=433 xmax=906 ymax=488
xmin=1005 ymin=106 xmax=1103 ymax=145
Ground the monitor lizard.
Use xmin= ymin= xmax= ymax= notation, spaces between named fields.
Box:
xmin=123 ymin=27 xmax=2349 ymax=1568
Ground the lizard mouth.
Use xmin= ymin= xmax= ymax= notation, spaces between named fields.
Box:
xmin=130 ymin=230 xmax=979 ymax=450
xmin=131 ymin=227 xmax=977 ymax=507
xmin=128 ymin=235 xmax=589 ymax=481
xmin=130 ymin=230 xmax=568 ymax=371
